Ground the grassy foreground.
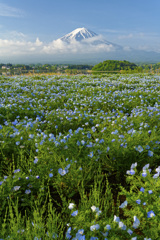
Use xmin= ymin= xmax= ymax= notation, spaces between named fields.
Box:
xmin=0 ymin=73 xmax=160 ymax=239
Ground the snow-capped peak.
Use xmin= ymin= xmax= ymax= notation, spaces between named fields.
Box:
xmin=60 ymin=27 xmax=98 ymax=42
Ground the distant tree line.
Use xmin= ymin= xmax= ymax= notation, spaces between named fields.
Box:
xmin=139 ymin=62 xmax=160 ymax=72
xmin=67 ymin=65 xmax=92 ymax=70
xmin=0 ymin=63 xmax=93 ymax=75
xmin=1 ymin=61 xmax=160 ymax=75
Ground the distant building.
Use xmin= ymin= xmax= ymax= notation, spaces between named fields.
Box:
xmin=2 ymin=66 xmax=10 ymax=70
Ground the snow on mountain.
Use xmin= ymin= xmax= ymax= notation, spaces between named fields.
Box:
xmin=60 ymin=27 xmax=98 ymax=42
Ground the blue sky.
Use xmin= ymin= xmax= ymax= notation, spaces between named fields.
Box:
xmin=0 ymin=0 xmax=160 ymax=63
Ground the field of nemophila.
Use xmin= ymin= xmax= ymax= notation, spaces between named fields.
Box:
xmin=1 ymin=74 xmax=160 ymax=239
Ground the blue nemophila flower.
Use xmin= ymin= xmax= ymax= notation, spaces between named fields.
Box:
xmin=156 ymin=166 xmax=160 ymax=173
xmin=13 ymin=186 xmax=21 ymax=191
xmin=119 ymin=200 xmax=128 ymax=208
xmin=90 ymin=224 xmax=100 ymax=231
xmin=142 ymin=171 xmax=147 ymax=177
xmin=106 ymin=146 xmax=110 ymax=152
xmin=58 ymin=168 xmax=68 ymax=176
xmin=101 ymin=231 xmax=108 ymax=237
xmin=68 ymin=203 xmax=75 ymax=209
xmin=14 ymin=169 xmax=20 ymax=173
xmin=73 ymin=231 xmax=85 ymax=240
xmin=0 ymin=181 xmax=3 ymax=185
xmin=66 ymin=230 xmax=72 ymax=239
xmin=145 ymin=145 xmax=150 ymax=150
xmin=147 ymin=210 xmax=155 ymax=218
xmin=65 ymin=164 xmax=70 ymax=170
xmin=118 ymin=221 xmax=126 ymax=230
xmin=99 ymin=138 xmax=104 ymax=144
xmin=148 ymin=190 xmax=153 ymax=194
xmin=126 ymin=169 xmax=135 ymax=175
xmin=34 ymin=158 xmax=38 ymax=164
xmin=78 ymin=229 xmax=84 ymax=235
xmin=87 ymin=133 xmax=91 ymax=138
xmin=91 ymin=206 xmax=102 ymax=216
xmin=91 ymin=127 xmax=96 ymax=132
xmin=113 ymin=215 xmax=120 ymax=222
xmin=131 ymin=237 xmax=137 ymax=240
xmin=131 ymin=162 xmax=137 ymax=169
xmin=88 ymin=152 xmax=94 ymax=158
xmin=16 ymin=141 xmax=20 ymax=145
xmin=71 ymin=210 xmax=78 ymax=217
xmin=49 ymin=173 xmax=53 ymax=177
xmin=74 ymin=235 xmax=85 ymax=240
xmin=104 ymin=224 xmax=111 ymax=231
xmin=86 ymin=142 xmax=93 ymax=148
xmin=111 ymin=130 xmax=118 ymax=134
xmin=148 ymin=130 xmax=152 ymax=134
xmin=136 ymin=199 xmax=141 ymax=204
xmin=135 ymin=145 xmax=143 ymax=153
xmin=127 ymin=229 xmax=133 ymax=235
xmin=112 ymin=139 xmax=115 ymax=142
xmin=25 ymin=189 xmax=31 ymax=194
xmin=133 ymin=216 xmax=140 ymax=229
xmin=81 ymin=140 xmax=85 ymax=145
xmin=119 ymin=134 xmax=124 ymax=138
xmin=36 ymin=176 xmax=40 ymax=179
xmin=153 ymin=173 xmax=159 ymax=179
xmin=29 ymin=134 xmax=34 ymax=139
xmin=143 ymin=164 xmax=150 ymax=170
xmin=91 ymin=206 xmax=97 ymax=212
xmin=148 ymin=150 xmax=153 ymax=157
xmin=96 ymin=210 xmax=102 ymax=217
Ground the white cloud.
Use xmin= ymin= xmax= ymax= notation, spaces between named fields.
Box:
xmin=0 ymin=34 xmax=117 ymax=60
xmin=43 ymin=35 xmax=116 ymax=55
xmin=0 ymin=38 xmax=43 ymax=56
xmin=1 ymin=31 xmax=159 ymax=63
xmin=0 ymin=3 xmax=24 ymax=17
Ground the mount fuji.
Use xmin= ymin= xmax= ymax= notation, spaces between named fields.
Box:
xmin=58 ymin=27 xmax=122 ymax=50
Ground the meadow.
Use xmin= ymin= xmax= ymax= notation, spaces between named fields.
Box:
xmin=0 ymin=73 xmax=160 ymax=239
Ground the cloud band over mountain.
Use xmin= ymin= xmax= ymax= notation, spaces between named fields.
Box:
xmin=0 ymin=28 xmax=160 ymax=64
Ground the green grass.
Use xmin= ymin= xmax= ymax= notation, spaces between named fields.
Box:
xmin=0 ymin=73 xmax=160 ymax=239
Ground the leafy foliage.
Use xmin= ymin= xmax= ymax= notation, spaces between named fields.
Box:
xmin=92 ymin=60 xmax=143 ymax=73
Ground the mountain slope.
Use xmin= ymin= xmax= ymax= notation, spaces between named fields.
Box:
xmin=60 ymin=27 xmax=98 ymax=42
